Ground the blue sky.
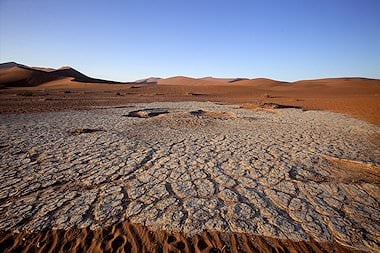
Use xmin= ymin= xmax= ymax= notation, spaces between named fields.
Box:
xmin=0 ymin=0 xmax=379 ymax=81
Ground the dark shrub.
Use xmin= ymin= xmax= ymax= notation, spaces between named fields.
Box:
xmin=17 ymin=91 xmax=33 ymax=96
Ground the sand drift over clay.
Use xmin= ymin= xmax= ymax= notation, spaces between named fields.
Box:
xmin=0 ymin=102 xmax=379 ymax=252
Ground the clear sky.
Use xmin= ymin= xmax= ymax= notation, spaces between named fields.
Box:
xmin=0 ymin=0 xmax=379 ymax=82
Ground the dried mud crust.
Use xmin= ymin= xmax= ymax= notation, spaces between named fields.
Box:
xmin=0 ymin=102 xmax=379 ymax=252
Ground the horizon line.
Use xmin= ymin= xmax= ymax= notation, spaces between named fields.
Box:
xmin=1 ymin=61 xmax=379 ymax=84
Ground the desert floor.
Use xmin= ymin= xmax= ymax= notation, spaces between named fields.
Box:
xmin=0 ymin=83 xmax=379 ymax=253
xmin=0 ymin=80 xmax=379 ymax=125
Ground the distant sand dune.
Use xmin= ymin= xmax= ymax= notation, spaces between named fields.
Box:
xmin=0 ymin=62 xmax=124 ymax=87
